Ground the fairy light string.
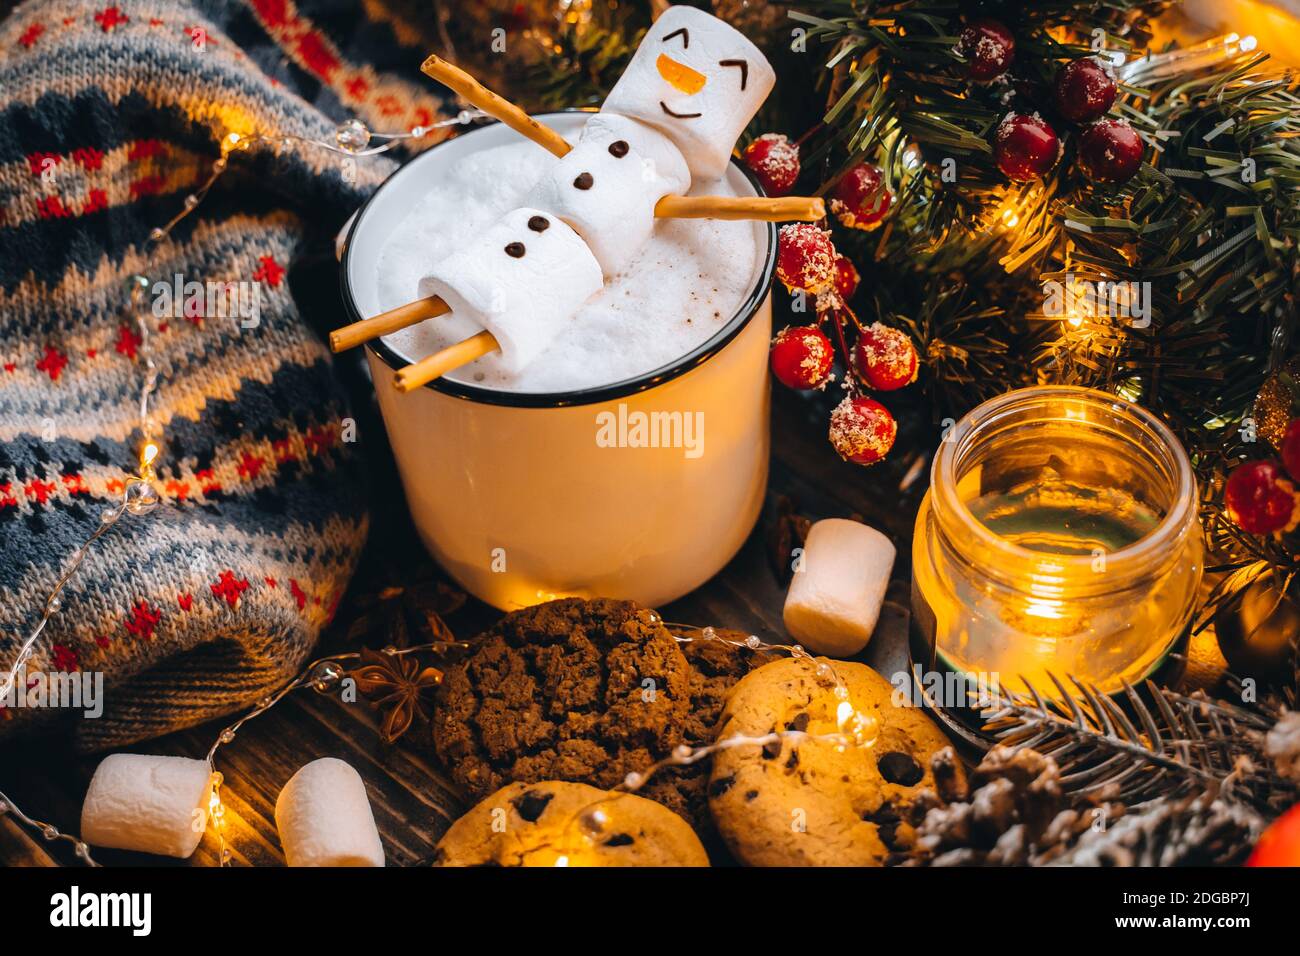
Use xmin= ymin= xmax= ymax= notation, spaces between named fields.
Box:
xmin=0 ymin=109 xmax=483 ymax=864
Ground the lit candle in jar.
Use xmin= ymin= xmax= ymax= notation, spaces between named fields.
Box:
xmin=911 ymin=386 xmax=1203 ymax=695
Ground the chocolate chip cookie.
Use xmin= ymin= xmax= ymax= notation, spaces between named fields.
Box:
xmin=708 ymin=656 xmax=962 ymax=866
xmin=430 ymin=780 xmax=709 ymax=866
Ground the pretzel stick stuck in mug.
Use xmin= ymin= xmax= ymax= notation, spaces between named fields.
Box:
xmin=655 ymin=194 xmax=825 ymax=222
xmin=395 ymin=330 xmax=498 ymax=392
xmin=329 ymin=295 xmax=451 ymax=353
xmin=421 ymin=55 xmax=572 ymax=159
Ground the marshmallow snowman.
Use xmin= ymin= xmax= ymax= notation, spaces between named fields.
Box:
xmin=526 ymin=113 xmax=690 ymax=278
xmin=418 ymin=206 xmax=602 ymax=373
xmin=602 ymin=5 xmax=775 ymax=182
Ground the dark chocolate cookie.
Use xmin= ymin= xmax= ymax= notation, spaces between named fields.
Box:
xmin=432 ymin=601 xmax=768 ymax=848
xmin=433 ymin=598 xmax=694 ymax=800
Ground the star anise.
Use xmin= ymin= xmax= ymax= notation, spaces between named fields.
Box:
xmin=349 ymin=647 xmax=443 ymax=744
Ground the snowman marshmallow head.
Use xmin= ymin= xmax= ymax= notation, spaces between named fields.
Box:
xmin=600 ymin=6 xmax=775 ymax=183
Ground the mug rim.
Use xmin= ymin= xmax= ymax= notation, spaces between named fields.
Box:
xmin=340 ymin=109 xmax=778 ymax=409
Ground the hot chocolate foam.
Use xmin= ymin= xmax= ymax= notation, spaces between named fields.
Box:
xmin=376 ymin=137 xmax=765 ymax=393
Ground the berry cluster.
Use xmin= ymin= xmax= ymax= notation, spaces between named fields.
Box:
xmin=958 ymin=18 xmax=1144 ymax=186
xmin=757 ymin=206 xmax=918 ymax=467
xmin=741 ymin=122 xmax=915 ymax=467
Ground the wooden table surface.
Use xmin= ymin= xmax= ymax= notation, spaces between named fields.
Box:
xmin=0 ymin=378 xmax=1230 ymax=867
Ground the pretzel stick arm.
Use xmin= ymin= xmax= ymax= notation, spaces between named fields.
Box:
xmin=655 ymin=195 xmax=825 ymax=222
xmin=395 ymin=330 xmax=499 ymax=392
xmin=421 ymin=55 xmax=571 ymax=158
xmin=330 ymin=295 xmax=451 ymax=353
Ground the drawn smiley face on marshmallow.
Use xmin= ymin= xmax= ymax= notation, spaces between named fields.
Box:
xmin=601 ymin=6 xmax=775 ymax=182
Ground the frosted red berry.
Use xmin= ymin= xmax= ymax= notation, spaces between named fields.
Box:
xmin=833 ymin=254 xmax=860 ymax=302
xmin=853 ymin=323 xmax=919 ymax=391
xmin=1281 ymin=418 xmax=1300 ymax=481
xmin=959 ymin=19 xmax=1015 ymax=83
xmin=1077 ymin=118 xmax=1144 ymax=184
xmin=829 ymin=396 xmax=896 ymax=466
xmin=777 ymin=223 xmax=836 ymax=293
xmin=742 ymin=133 xmax=801 ymax=197
xmin=770 ymin=325 xmax=834 ymax=390
xmin=1054 ymin=58 xmax=1117 ymax=123
xmin=831 ymin=164 xmax=892 ymax=230
xmin=994 ymin=113 xmax=1059 ymax=182
xmin=1225 ymin=459 xmax=1300 ymax=535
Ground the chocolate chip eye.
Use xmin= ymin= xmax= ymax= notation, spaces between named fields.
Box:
xmin=608 ymin=140 xmax=629 ymax=158
xmin=505 ymin=242 xmax=525 ymax=258
xmin=527 ymin=215 xmax=549 ymax=232
xmin=573 ymin=172 xmax=594 ymax=190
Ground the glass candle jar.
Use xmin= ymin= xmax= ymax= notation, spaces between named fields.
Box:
xmin=911 ymin=386 xmax=1203 ymax=694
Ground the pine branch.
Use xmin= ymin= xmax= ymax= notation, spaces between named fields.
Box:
xmin=980 ymin=673 xmax=1295 ymax=811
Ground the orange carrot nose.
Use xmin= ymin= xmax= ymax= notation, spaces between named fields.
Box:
xmin=656 ymin=54 xmax=707 ymax=95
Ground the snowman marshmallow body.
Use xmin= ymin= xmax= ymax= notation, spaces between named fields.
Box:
xmin=526 ymin=113 xmax=690 ymax=278
xmin=418 ymin=207 xmax=602 ymax=374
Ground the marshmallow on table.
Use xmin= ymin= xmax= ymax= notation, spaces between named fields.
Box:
xmin=418 ymin=206 xmax=602 ymax=374
xmin=601 ymin=6 xmax=775 ymax=182
xmin=526 ymin=113 xmax=690 ymax=277
xmin=783 ymin=518 xmax=897 ymax=657
xmin=81 ymin=754 xmax=214 ymax=859
xmin=275 ymin=757 xmax=384 ymax=867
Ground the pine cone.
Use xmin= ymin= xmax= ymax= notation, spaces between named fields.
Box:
xmin=904 ymin=745 xmax=1122 ymax=866
xmin=1053 ymin=794 xmax=1266 ymax=867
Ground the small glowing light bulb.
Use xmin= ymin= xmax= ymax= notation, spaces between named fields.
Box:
xmin=835 ymin=700 xmax=854 ymax=731
xmin=554 ymin=855 xmax=569 ymax=867
xmin=1001 ymin=207 xmax=1019 ymax=229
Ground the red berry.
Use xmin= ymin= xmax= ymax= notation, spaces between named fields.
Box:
xmin=853 ymin=323 xmax=919 ymax=391
xmin=776 ymin=223 xmax=836 ymax=293
xmin=1054 ymin=57 xmax=1117 ymax=123
xmin=1077 ymin=118 xmax=1144 ymax=184
xmin=829 ymin=396 xmax=896 ymax=466
xmin=959 ymin=19 xmax=1015 ymax=83
xmin=742 ymin=133 xmax=800 ymax=197
xmin=833 ymin=254 xmax=860 ymax=302
xmin=831 ymin=164 xmax=892 ymax=230
xmin=1281 ymin=418 xmax=1300 ymax=480
xmin=770 ymin=325 xmax=834 ymax=390
xmin=1225 ymin=460 xmax=1300 ymax=535
xmin=994 ymin=113 xmax=1059 ymax=182
xmin=1248 ymin=803 xmax=1300 ymax=867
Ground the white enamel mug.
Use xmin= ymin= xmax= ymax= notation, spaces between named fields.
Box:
xmin=340 ymin=112 xmax=776 ymax=610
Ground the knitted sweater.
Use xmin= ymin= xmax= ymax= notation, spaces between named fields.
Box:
xmin=0 ymin=0 xmax=453 ymax=750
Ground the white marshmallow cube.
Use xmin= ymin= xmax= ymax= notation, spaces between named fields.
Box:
xmin=418 ymin=206 xmax=602 ymax=373
xmin=783 ymin=518 xmax=896 ymax=657
xmin=601 ymin=6 xmax=775 ymax=181
xmin=526 ymin=113 xmax=690 ymax=277
xmin=80 ymin=754 xmax=214 ymax=859
xmin=275 ymin=757 xmax=384 ymax=867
